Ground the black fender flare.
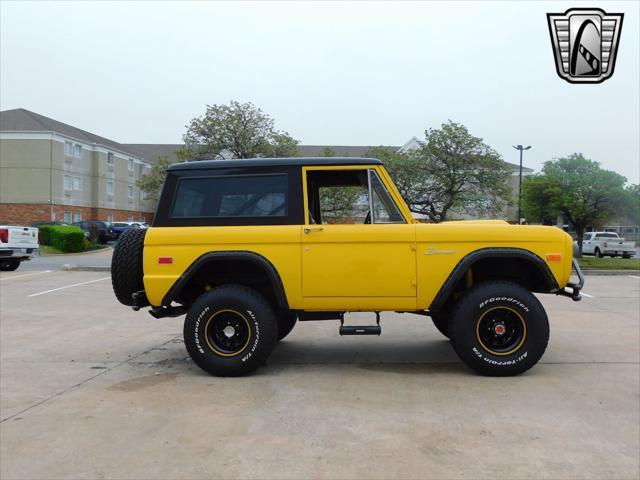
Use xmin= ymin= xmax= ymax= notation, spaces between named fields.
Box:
xmin=429 ymin=248 xmax=559 ymax=311
xmin=161 ymin=251 xmax=289 ymax=309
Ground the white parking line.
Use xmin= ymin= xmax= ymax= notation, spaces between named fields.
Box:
xmin=629 ymin=275 xmax=640 ymax=279
xmin=581 ymin=292 xmax=594 ymax=298
xmin=0 ymin=270 xmax=52 ymax=281
xmin=27 ymin=276 xmax=111 ymax=297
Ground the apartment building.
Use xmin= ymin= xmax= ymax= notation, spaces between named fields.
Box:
xmin=0 ymin=109 xmax=155 ymax=225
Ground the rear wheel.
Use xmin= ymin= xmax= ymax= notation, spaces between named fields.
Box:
xmin=0 ymin=259 xmax=20 ymax=271
xmin=184 ymin=285 xmax=278 ymax=376
xmin=449 ymin=281 xmax=549 ymax=376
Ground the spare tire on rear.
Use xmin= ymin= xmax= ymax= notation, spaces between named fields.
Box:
xmin=111 ymin=228 xmax=147 ymax=306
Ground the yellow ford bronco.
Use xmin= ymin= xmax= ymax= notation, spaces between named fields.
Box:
xmin=111 ymin=157 xmax=584 ymax=377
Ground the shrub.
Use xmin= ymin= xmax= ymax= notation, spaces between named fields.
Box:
xmin=38 ymin=225 xmax=86 ymax=253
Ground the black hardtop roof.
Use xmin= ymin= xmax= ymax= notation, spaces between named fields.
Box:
xmin=167 ymin=157 xmax=383 ymax=171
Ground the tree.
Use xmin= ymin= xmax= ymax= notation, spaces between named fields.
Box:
xmin=182 ymin=101 xmax=299 ymax=160
xmin=369 ymin=122 xmax=512 ymax=222
xmin=136 ymin=156 xmax=172 ymax=201
xmin=624 ymin=184 xmax=640 ymax=223
xmin=522 ymin=153 xmax=628 ymax=254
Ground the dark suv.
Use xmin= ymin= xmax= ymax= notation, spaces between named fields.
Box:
xmin=73 ymin=221 xmax=116 ymax=243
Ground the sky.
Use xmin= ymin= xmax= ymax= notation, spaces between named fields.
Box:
xmin=1 ymin=1 xmax=638 ymax=182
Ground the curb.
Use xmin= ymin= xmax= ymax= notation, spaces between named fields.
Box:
xmin=62 ymin=265 xmax=111 ymax=272
xmin=40 ymin=246 xmax=112 ymax=257
xmin=582 ymin=269 xmax=640 ymax=276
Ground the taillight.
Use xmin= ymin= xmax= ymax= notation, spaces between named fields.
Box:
xmin=0 ymin=228 xmax=8 ymax=244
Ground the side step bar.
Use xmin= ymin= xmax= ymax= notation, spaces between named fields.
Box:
xmin=339 ymin=312 xmax=381 ymax=336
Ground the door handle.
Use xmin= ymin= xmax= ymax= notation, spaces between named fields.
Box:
xmin=304 ymin=226 xmax=324 ymax=234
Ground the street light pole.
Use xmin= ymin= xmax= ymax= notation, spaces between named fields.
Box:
xmin=512 ymin=144 xmax=531 ymax=224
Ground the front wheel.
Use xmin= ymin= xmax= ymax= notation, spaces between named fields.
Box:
xmin=184 ymin=285 xmax=278 ymax=377
xmin=449 ymin=281 xmax=549 ymax=376
xmin=0 ymin=259 xmax=20 ymax=271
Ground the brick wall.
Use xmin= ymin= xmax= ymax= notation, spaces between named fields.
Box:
xmin=0 ymin=203 xmax=153 ymax=225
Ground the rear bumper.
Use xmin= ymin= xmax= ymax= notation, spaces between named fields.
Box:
xmin=602 ymin=249 xmax=635 ymax=256
xmin=558 ymin=258 xmax=584 ymax=301
xmin=0 ymin=248 xmax=38 ymax=259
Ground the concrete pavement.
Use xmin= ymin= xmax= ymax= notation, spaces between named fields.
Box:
xmin=0 ymin=272 xmax=638 ymax=479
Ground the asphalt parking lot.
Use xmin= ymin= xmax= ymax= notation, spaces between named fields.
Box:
xmin=1 ymin=271 xmax=639 ymax=479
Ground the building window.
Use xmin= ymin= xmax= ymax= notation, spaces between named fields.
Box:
xmin=64 ymin=141 xmax=73 ymax=156
xmin=63 ymin=175 xmax=73 ymax=191
xmin=107 ymin=152 xmax=114 ymax=165
xmin=73 ymin=211 xmax=82 ymax=223
xmin=141 ymin=215 xmax=146 ymax=222
xmin=128 ymin=215 xmax=134 ymax=222
xmin=128 ymin=158 xmax=134 ymax=171
xmin=128 ymin=185 xmax=133 ymax=199
xmin=74 ymin=144 xmax=82 ymax=158
xmin=106 ymin=212 xmax=113 ymax=222
xmin=140 ymin=189 xmax=146 ymax=200
xmin=106 ymin=181 xmax=114 ymax=196
xmin=73 ymin=176 xmax=82 ymax=191
xmin=63 ymin=211 xmax=72 ymax=223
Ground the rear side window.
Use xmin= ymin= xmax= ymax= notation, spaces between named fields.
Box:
xmin=171 ymin=174 xmax=288 ymax=219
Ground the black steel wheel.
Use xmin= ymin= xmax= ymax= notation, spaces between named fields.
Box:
xmin=184 ymin=285 xmax=278 ymax=376
xmin=449 ymin=281 xmax=549 ymax=376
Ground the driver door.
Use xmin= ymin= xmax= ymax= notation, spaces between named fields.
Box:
xmin=301 ymin=166 xmax=416 ymax=299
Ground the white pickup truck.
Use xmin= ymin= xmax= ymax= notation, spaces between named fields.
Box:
xmin=582 ymin=232 xmax=636 ymax=258
xmin=0 ymin=225 xmax=39 ymax=271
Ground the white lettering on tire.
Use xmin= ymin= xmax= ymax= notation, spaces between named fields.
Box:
xmin=194 ymin=306 xmax=210 ymax=354
xmin=479 ymin=297 xmax=529 ymax=312
xmin=472 ymin=347 xmax=528 ymax=366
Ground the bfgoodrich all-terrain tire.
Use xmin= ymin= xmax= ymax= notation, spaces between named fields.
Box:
xmin=184 ymin=285 xmax=278 ymax=377
xmin=449 ymin=281 xmax=549 ymax=376
xmin=111 ymin=228 xmax=147 ymax=306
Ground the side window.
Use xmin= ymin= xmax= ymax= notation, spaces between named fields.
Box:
xmin=307 ymin=169 xmax=369 ymax=224
xmin=170 ymin=174 xmax=288 ymax=219
xmin=369 ymin=170 xmax=405 ymax=224
xmin=305 ymin=168 xmax=405 ymax=225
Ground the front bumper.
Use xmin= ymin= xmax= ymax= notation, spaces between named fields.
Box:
xmin=558 ymin=258 xmax=584 ymax=301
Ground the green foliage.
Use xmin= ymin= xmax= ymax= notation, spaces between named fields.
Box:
xmin=522 ymin=153 xmax=628 ymax=253
xmin=368 ymin=123 xmax=511 ymax=222
xmin=183 ymin=101 xmax=299 ymax=160
xmin=624 ymin=184 xmax=640 ymax=223
xmin=137 ymin=156 xmax=172 ymax=202
xmin=322 ymin=147 xmax=335 ymax=157
xmin=38 ymin=225 xmax=86 ymax=253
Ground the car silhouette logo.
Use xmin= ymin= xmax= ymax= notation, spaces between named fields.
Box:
xmin=547 ymin=8 xmax=624 ymax=84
